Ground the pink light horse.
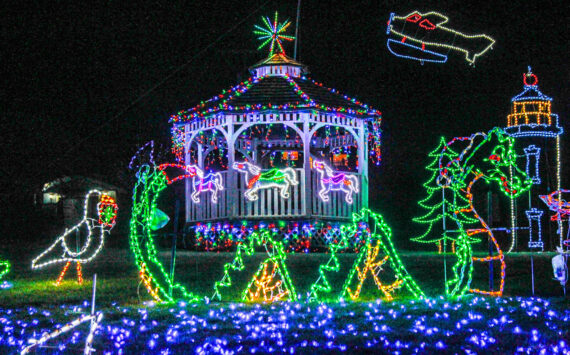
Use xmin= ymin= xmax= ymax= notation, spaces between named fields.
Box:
xmin=313 ymin=160 xmax=359 ymax=204
xmin=187 ymin=165 xmax=224 ymax=204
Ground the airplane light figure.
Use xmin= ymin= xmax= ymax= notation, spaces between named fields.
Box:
xmin=386 ymin=11 xmax=495 ymax=65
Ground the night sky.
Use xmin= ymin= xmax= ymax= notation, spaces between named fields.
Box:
xmin=2 ymin=0 xmax=569 ymax=241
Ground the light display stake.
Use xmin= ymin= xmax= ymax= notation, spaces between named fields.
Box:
xmin=437 ymin=128 xmax=532 ymax=297
xmin=386 ymin=11 xmax=495 ymax=65
xmin=254 ymin=12 xmax=295 ymax=56
xmin=31 ymin=190 xmax=118 ymax=285
xmin=233 ymin=161 xmax=298 ymax=201
xmin=20 ymin=312 xmax=103 ymax=355
xmin=213 ymin=229 xmax=297 ymax=303
xmin=313 ymin=160 xmax=359 ymax=204
xmin=310 ymin=208 xmax=424 ymax=302
xmin=187 ymin=165 xmax=224 ymax=204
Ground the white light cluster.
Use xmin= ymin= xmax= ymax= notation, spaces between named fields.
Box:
xmin=20 ymin=312 xmax=103 ymax=355
xmin=31 ymin=190 xmax=117 ymax=270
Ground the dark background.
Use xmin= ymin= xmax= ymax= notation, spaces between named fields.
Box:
xmin=2 ymin=0 xmax=569 ymax=249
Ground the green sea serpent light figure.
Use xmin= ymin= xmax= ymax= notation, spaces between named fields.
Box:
xmin=130 ymin=162 xmax=202 ymax=303
xmin=130 ymin=161 xmax=299 ymax=303
xmin=437 ymin=127 xmax=532 ymax=297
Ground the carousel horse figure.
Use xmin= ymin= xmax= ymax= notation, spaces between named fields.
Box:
xmin=187 ymin=165 xmax=224 ymax=204
xmin=313 ymin=160 xmax=359 ymax=204
xmin=233 ymin=161 xmax=298 ymax=201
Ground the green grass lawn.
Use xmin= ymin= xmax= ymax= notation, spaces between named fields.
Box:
xmin=1 ymin=248 xmax=569 ymax=354
xmin=1 ymin=248 xmax=568 ymax=308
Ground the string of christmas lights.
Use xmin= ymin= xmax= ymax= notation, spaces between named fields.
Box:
xmin=244 ymin=261 xmax=290 ymax=302
xmin=130 ymin=163 xmax=201 ymax=303
xmin=310 ymin=209 xmax=425 ymax=302
xmin=526 ymin=208 xmax=544 ymax=250
xmin=20 ymin=312 xmax=103 ymax=355
xmin=213 ymin=229 xmax=297 ymax=303
xmin=187 ymin=165 xmax=224 ymax=204
xmin=0 ymin=259 xmax=10 ymax=288
xmin=412 ymin=138 xmax=479 ymax=251
xmin=0 ymin=296 xmax=566 ymax=353
xmin=254 ymin=12 xmax=295 ymax=56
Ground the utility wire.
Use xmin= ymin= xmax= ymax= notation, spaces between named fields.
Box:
xmin=55 ymin=0 xmax=271 ymax=167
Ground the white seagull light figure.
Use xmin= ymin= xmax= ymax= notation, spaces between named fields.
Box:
xmin=31 ymin=189 xmax=118 ymax=285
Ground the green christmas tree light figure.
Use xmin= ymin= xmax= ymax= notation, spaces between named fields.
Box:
xmin=310 ymin=209 xmax=424 ymax=302
xmin=213 ymin=230 xmax=297 ymax=303
xmin=254 ymin=11 xmax=295 ymax=56
xmin=411 ymin=138 xmax=479 ymax=252
xmin=0 ymin=259 xmax=10 ymax=283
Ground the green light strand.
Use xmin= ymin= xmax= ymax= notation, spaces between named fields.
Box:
xmin=129 ymin=165 xmax=200 ymax=303
xmin=0 ymin=259 xmax=10 ymax=282
xmin=310 ymin=208 xmax=425 ymax=302
xmin=412 ymin=137 xmax=478 ymax=245
xmin=254 ymin=12 xmax=295 ymax=56
xmin=438 ymin=127 xmax=532 ymax=298
xmin=213 ymin=229 xmax=297 ymax=303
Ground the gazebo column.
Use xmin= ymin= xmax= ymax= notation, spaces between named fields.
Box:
xmin=303 ymin=116 xmax=312 ymax=216
xmin=358 ymin=124 xmax=369 ymax=209
xmin=197 ymin=143 xmax=204 ymax=169
xmin=184 ymin=124 xmax=192 ymax=223
xmin=227 ymin=117 xmax=237 ymax=218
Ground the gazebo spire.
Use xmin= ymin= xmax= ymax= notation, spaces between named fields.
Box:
xmin=254 ymin=12 xmax=295 ymax=57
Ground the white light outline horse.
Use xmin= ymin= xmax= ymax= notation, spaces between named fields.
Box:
xmin=313 ymin=160 xmax=359 ymax=204
xmin=233 ymin=161 xmax=298 ymax=201
xmin=187 ymin=165 xmax=224 ymax=204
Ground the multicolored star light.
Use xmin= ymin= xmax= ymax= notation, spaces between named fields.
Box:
xmin=254 ymin=12 xmax=295 ymax=56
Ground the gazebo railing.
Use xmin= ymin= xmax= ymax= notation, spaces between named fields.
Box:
xmin=186 ymin=168 xmax=362 ymax=223
xmin=186 ymin=171 xmax=231 ymax=223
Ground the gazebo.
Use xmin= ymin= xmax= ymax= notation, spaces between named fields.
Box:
xmin=169 ymin=19 xmax=381 ymax=248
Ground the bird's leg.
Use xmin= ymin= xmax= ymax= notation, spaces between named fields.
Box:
xmin=76 ymin=262 xmax=83 ymax=285
xmin=56 ymin=261 xmax=72 ymax=286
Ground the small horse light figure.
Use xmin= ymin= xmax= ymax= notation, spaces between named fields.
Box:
xmin=233 ymin=161 xmax=298 ymax=201
xmin=187 ymin=165 xmax=224 ymax=204
xmin=313 ymin=160 xmax=359 ymax=204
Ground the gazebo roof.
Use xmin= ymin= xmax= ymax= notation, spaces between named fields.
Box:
xmin=170 ymin=56 xmax=381 ymax=124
